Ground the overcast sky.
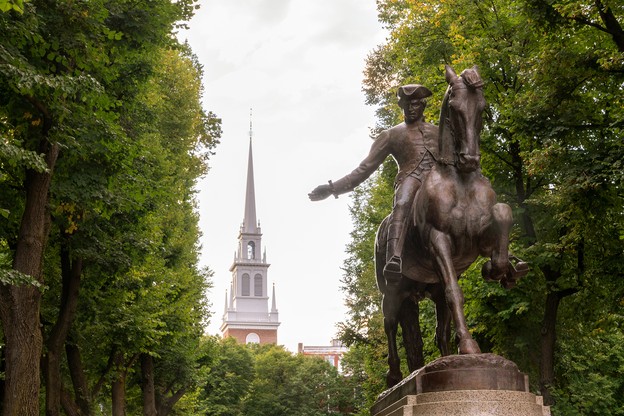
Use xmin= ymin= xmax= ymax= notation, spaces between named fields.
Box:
xmin=179 ymin=0 xmax=386 ymax=352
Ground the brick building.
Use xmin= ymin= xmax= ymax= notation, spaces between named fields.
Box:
xmin=298 ymin=340 xmax=348 ymax=373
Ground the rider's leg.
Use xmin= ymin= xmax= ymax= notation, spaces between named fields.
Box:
xmin=384 ymin=177 xmax=421 ymax=281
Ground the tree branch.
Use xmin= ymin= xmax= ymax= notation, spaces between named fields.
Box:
xmin=93 ymin=347 xmax=117 ymax=397
xmin=595 ymin=0 xmax=624 ymax=52
xmin=570 ymin=15 xmax=609 ymax=33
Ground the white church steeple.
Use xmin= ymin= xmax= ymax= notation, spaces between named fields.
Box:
xmin=242 ymin=110 xmax=258 ymax=234
xmin=220 ymin=110 xmax=280 ymax=345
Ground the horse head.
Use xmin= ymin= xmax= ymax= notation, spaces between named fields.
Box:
xmin=438 ymin=65 xmax=486 ymax=173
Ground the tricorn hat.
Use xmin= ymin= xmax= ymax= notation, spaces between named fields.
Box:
xmin=397 ymin=84 xmax=432 ymax=104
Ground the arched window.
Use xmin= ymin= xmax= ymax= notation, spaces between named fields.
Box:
xmin=242 ymin=274 xmax=250 ymax=296
xmin=245 ymin=333 xmax=260 ymax=344
xmin=254 ymin=274 xmax=262 ymax=296
xmin=247 ymin=241 xmax=255 ymax=259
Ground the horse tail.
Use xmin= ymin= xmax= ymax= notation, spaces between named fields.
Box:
xmin=375 ymin=215 xmax=390 ymax=294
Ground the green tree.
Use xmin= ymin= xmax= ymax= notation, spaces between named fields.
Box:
xmin=198 ymin=341 xmax=357 ymax=416
xmin=0 ymin=0 xmax=219 ymax=414
xmin=198 ymin=337 xmax=255 ymax=416
xmin=47 ymin=44 xmax=218 ymax=415
xmin=241 ymin=344 xmax=356 ymax=416
xmin=0 ymin=1 xmax=105 ymax=410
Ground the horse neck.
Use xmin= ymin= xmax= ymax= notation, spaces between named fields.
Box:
xmin=437 ymin=87 xmax=455 ymax=165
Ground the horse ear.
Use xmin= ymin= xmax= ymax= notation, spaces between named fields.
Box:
xmin=445 ymin=65 xmax=458 ymax=83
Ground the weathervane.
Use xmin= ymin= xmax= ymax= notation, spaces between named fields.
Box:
xmin=249 ymin=107 xmax=253 ymax=141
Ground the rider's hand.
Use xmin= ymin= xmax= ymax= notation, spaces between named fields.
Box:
xmin=308 ymin=184 xmax=333 ymax=201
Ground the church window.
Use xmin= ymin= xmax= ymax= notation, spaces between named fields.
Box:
xmin=246 ymin=333 xmax=260 ymax=344
xmin=247 ymin=241 xmax=255 ymax=259
xmin=242 ymin=274 xmax=250 ymax=296
xmin=254 ymin=274 xmax=262 ymax=296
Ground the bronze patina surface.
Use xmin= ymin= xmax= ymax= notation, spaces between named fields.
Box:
xmin=310 ymin=66 xmax=529 ymax=389
xmin=372 ymin=354 xmax=529 ymax=415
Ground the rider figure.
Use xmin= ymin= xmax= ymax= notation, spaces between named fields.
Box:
xmin=309 ymin=84 xmax=439 ymax=282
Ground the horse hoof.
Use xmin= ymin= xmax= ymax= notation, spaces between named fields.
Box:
xmin=458 ymin=338 xmax=481 ymax=354
xmin=481 ymin=261 xmax=500 ymax=282
xmin=481 ymin=261 xmax=493 ymax=280
xmin=513 ymin=261 xmax=529 ymax=279
xmin=501 ymin=278 xmax=516 ymax=289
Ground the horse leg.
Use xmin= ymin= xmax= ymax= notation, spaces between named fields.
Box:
xmin=486 ymin=203 xmax=512 ymax=279
xmin=382 ymin=286 xmax=404 ymax=387
xmin=376 ymin=219 xmax=404 ymax=387
xmin=481 ymin=203 xmax=529 ymax=288
xmin=430 ymin=229 xmax=481 ymax=354
xmin=399 ymin=296 xmax=424 ymax=372
xmin=430 ymin=284 xmax=452 ymax=356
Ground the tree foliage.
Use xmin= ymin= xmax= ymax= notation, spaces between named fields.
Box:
xmin=0 ymin=0 xmax=220 ymax=414
xmin=197 ymin=340 xmax=358 ymax=416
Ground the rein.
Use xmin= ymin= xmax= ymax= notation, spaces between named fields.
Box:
xmin=437 ymin=78 xmax=483 ymax=167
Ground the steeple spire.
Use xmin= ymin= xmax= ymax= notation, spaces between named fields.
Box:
xmin=271 ymin=283 xmax=278 ymax=313
xmin=243 ymin=108 xmax=258 ymax=234
xmin=229 ymin=282 xmax=234 ymax=308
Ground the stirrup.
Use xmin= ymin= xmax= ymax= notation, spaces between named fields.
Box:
xmin=383 ymin=256 xmax=402 ymax=283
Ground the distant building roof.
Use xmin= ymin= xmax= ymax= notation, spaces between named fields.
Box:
xmin=298 ymin=340 xmax=348 ymax=372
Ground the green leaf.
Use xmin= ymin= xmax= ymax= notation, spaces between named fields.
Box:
xmin=0 ymin=0 xmax=26 ymax=13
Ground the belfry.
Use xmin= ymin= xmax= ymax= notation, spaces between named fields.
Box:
xmin=220 ymin=112 xmax=280 ymax=344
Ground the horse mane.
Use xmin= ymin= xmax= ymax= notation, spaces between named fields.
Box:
xmin=437 ymin=67 xmax=484 ymax=164
xmin=459 ymin=67 xmax=484 ymax=90
xmin=438 ymin=87 xmax=454 ymax=165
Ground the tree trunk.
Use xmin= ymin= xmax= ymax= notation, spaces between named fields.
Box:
xmin=539 ymin=289 xmax=560 ymax=406
xmin=539 ymin=268 xmax=578 ymax=406
xmin=59 ymin=386 xmax=82 ymax=416
xmin=0 ymin=289 xmax=42 ymax=416
xmin=45 ymin=235 xmax=83 ymax=416
xmin=0 ymin=136 xmax=59 ymax=416
xmin=141 ymin=354 xmax=157 ymax=416
xmin=0 ymin=347 xmax=5 ymax=407
xmin=156 ymin=388 xmax=187 ymax=416
xmin=509 ymin=139 xmax=537 ymax=242
xmin=595 ymin=0 xmax=624 ymax=52
xmin=65 ymin=343 xmax=92 ymax=416
xmin=111 ymin=354 xmax=127 ymax=416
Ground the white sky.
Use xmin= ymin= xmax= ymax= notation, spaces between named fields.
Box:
xmin=179 ymin=0 xmax=386 ymax=352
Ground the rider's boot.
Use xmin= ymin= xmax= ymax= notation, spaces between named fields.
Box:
xmin=384 ymin=222 xmax=404 ymax=283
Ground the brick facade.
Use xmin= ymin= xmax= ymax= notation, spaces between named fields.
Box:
xmin=298 ymin=340 xmax=348 ymax=372
xmin=223 ymin=328 xmax=278 ymax=345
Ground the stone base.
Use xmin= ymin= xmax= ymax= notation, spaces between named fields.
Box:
xmin=371 ymin=354 xmax=550 ymax=416
xmin=372 ymin=389 xmax=550 ymax=416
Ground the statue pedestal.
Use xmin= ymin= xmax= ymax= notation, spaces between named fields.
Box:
xmin=371 ymin=354 xmax=550 ymax=416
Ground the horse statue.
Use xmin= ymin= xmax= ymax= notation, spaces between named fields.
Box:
xmin=375 ymin=65 xmax=528 ymax=388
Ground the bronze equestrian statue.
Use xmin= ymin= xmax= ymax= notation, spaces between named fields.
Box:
xmin=310 ymin=65 xmax=528 ymax=388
